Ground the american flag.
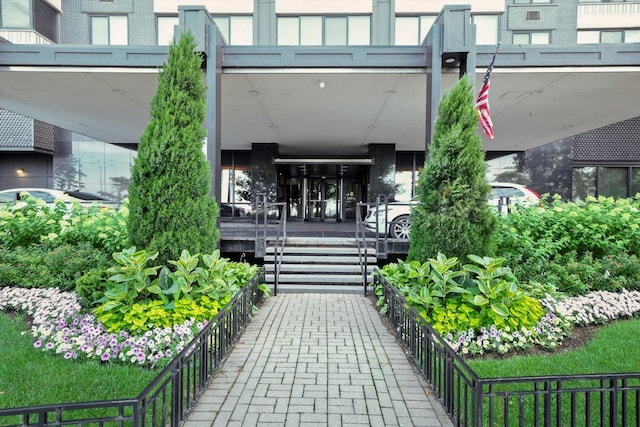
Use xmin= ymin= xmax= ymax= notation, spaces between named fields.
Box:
xmin=476 ymin=48 xmax=499 ymax=140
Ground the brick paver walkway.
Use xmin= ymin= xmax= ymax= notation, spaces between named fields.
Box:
xmin=182 ymin=293 xmax=453 ymax=427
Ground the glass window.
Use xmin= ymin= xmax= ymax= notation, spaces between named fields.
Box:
xmin=395 ymin=16 xmax=419 ymax=45
xmin=513 ymin=31 xmax=549 ymax=45
xmin=577 ymin=30 xmax=600 ymax=44
xmin=213 ymin=16 xmax=253 ymax=45
xmin=473 ymin=15 xmax=499 ymax=46
xmin=1 ymin=0 xmax=30 ymax=28
xmin=572 ymin=167 xmax=596 ymax=200
xmin=157 ymin=16 xmax=178 ymax=45
xmin=395 ymin=15 xmax=436 ymax=45
xmin=626 ymin=30 xmax=640 ymax=43
xmin=230 ymin=16 xmax=253 ymax=45
xmin=348 ymin=16 xmax=370 ymax=46
xmin=599 ymin=167 xmax=628 ymax=198
xmin=300 ymin=16 xmax=322 ymax=45
xmin=278 ymin=17 xmax=299 ymax=45
xmin=325 ymin=17 xmax=347 ymax=45
xmin=601 ymin=31 xmax=622 ymax=44
xmin=91 ymin=15 xmax=128 ymax=45
xmin=632 ymin=168 xmax=640 ymax=197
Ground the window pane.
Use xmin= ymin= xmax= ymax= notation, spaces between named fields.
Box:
xmin=474 ymin=15 xmax=499 ymax=46
xmin=213 ymin=17 xmax=230 ymax=44
xmin=348 ymin=16 xmax=370 ymax=46
xmin=513 ymin=33 xmax=529 ymax=44
xmin=91 ymin=16 xmax=109 ymax=45
xmin=577 ymin=31 xmax=599 ymax=44
xmin=278 ymin=17 xmax=299 ymax=45
xmin=599 ymin=167 xmax=628 ymax=198
xmin=395 ymin=16 xmax=419 ymax=45
xmin=601 ymin=31 xmax=622 ymax=44
xmin=230 ymin=16 xmax=252 ymax=45
xmin=110 ymin=16 xmax=128 ymax=45
xmin=300 ymin=16 xmax=322 ymax=45
xmin=419 ymin=16 xmax=436 ymax=43
xmin=626 ymin=30 xmax=640 ymax=43
xmin=325 ymin=17 xmax=347 ymax=46
xmin=530 ymin=32 xmax=549 ymax=44
xmin=632 ymin=168 xmax=640 ymax=197
xmin=2 ymin=0 xmax=30 ymax=28
xmin=157 ymin=16 xmax=178 ymax=45
xmin=572 ymin=167 xmax=596 ymax=200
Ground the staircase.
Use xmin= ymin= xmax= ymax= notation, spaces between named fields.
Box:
xmin=263 ymin=236 xmax=377 ymax=293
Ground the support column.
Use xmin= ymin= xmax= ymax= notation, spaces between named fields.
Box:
xmin=251 ymin=143 xmax=279 ymax=202
xmin=206 ymin=23 xmax=223 ymax=207
xmin=372 ymin=0 xmax=395 ymax=46
xmin=368 ymin=143 xmax=396 ymax=202
xmin=254 ymin=0 xmax=276 ymax=45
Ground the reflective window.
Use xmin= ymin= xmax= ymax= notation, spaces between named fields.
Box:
xmin=513 ymin=31 xmax=550 ymax=45
xmin=157 ymin=16 xmax=178 ymax=45
xmin=473 ymin=15 xmax=499 ymax=46
xmin=213 ymin=16 xmax=253 ymax=45
xmin=599 ymin=167 xmax=628 ymax=198
xmin=395 ymin=15 xmax=436 ymax=45
xmin=0 ymin=0 xmax=30 ymax=29
xmin=277 ymin=15 xmax=370 ymax=46
xmin=91 ymin=15 xmax=128 ymax=45
xmin=578 ymin=29 xmax=640 ymax=44
xmin=601 ymin=31 xmax=623 ymax=44
xmin=572 ymin=167 xmax=596 ymax=200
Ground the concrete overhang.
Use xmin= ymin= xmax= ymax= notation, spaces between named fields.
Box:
xmin=0 ymin=44 xmax=639 ymax=155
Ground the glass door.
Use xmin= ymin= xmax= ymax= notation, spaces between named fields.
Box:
xmin=307 ymin=178 xmax=339 ymax=221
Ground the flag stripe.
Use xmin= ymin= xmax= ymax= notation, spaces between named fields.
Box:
xmin=476 ymin=49 xmax=498 ymax=140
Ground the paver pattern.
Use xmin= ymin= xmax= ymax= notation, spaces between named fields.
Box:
xmin=183 ymin=293 xmax=453 ymax=427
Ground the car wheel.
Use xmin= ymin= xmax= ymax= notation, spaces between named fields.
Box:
xmin=389 ymin=215 xmax=411 ymax=239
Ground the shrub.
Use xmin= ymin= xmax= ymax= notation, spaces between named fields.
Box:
xmin=0 ymin=244 xmax=112 ymax=291
xmin=408 ymin=76 xmax=497 ymax=262
xmin=127 ymin=31 xmax=219 ymax=266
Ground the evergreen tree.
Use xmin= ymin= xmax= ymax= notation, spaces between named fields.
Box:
xmin=407 ymin=76 xmax=496 ymax=262
xmin=128 ymin=31 xmax=219 ymax=265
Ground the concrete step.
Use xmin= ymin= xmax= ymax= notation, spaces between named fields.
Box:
xmin=264 ymin=255 xmax=376 ymax=264
xmin=265 ymin=246 xmax=375 ymax=255
xmin=267 ymin=237 xmax=375 ymax=247
xmin=266 ymin=273 xmax=374 ymax=284
xmin=273 ymin=284 xmax=370 ymax=294
xmin=265 ymin=264 xmax=368 ymax=273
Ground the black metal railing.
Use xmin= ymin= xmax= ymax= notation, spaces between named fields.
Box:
xmin=253 ymin=194 xmax=286 ymax=294
xmin=375 ymin=273 xmax=640 ymax=426
xmin=0 ymin=268 xmax=266 ymax=427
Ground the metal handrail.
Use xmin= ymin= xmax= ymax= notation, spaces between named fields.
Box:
xmin=253 ymin=194 xmax=286 ymax=294
xmin=355 ymin=203 xmax=370 ymax=295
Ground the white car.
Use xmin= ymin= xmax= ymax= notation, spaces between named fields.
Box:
xmin=0 ymin=188 xmax=118 ymax=208
xmin=364 ymin=182 xmax=541 ymax=239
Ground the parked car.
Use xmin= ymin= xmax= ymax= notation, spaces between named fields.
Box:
xmin=364 ymin=182 xmax=541 ymax=239
xmin=0 ymin=188 xmax=119 ymax=208
xmin=219 ymin=203 xmax=247 ymax=217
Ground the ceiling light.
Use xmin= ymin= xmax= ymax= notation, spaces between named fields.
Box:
xmin=318 ymin=81 xmax=326 ymax=89
xmin=249 ymin=90 xmax=259 ymax=95
xmin=16 ymin=168 xmax=25 ymax=174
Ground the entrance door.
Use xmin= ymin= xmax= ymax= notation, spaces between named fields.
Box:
xmin=308 ymin=178 xmax=338 ymax=221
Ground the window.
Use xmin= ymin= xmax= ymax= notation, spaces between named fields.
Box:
xmin=91 ymin=15 xmax=128 ymax=45
xmin=578 ymin=29 xmax=640 ymax=44
xmin=213 ymin=16 xmax=253 ymax=45
xmin=513 ymin=31 xmax=550 ymax=44
xmin=1 ymin=0 xmax=30 ymax=29
xmin=277 ymin=15 xmax=370 ymax=46
xmin=473 ymin=15 xmax=499 ymax=46
xmin=157 ymin=16 xmax=178 ymax=45
xmin=572 ymin=166 xmax=640 ymax=200
xmin=395 ymin=15 xmax=436 ymax=45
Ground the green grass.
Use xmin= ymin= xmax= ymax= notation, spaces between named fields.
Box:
xmin=468 ymin=318 xmax=640 ymax=378
xmin=0 ymin=313 xmax=158 ymax=409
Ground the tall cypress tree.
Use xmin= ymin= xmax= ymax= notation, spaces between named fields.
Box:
xmin=407 ymin=76 xmax=496 ymax=262
xmin=128 ymin=31 xmax=219 ymax=265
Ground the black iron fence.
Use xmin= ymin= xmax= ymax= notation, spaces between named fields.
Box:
xmin=375 ymin=274 xmax=640 ymax=426
xmin=0 ymin=268 xmax=265 ymax=427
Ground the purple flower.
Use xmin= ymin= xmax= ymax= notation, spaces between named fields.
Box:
xmin=33 ymin=340 xmax=42 ymax=348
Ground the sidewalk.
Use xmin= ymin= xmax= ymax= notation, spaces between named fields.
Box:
xmin=182 ymin=293 xmax=454 ymax=427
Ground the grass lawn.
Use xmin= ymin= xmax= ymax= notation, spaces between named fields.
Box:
xmin=0 ymin=313 xmax=158 ymax=409
xmin=468 ymin=318 xmax=640 ymax=378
